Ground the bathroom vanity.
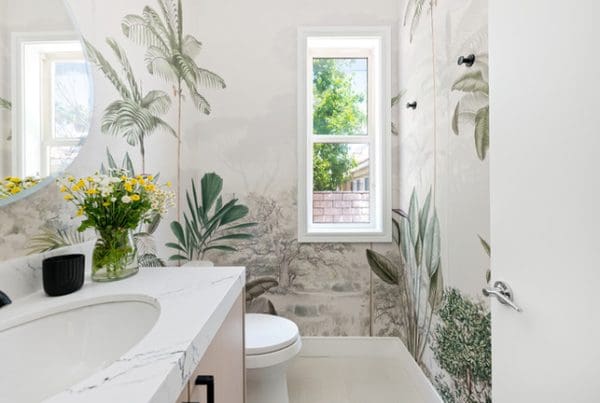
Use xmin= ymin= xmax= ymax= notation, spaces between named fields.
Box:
xmin=0 ymin=267 xmax=246 ymax=403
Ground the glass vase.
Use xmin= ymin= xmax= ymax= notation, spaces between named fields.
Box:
xmin=92 ymin=228 xmax=139 ymax=282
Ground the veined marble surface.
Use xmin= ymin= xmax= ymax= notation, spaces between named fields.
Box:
xmin=0 ymin=267 xmax=245 ymax=403
xmin=0 ymin=241 xmax=95 ymax=300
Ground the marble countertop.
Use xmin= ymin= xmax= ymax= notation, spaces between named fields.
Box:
xmin=0 ymin=267 xmax=245 ymax=403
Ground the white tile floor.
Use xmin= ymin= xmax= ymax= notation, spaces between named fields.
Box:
xmin=287 ymin=337 xmax=441 ymax=403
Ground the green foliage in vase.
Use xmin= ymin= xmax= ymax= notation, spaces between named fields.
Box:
xmin=0 ymin=97 xmax=11 ymax=111
xmin=312 ymin=58 xmax=364 ymax=191
xmin=83 ymin=38 xmax=175 ymax=173
xmin=93 ymin=228 xmax=136 ymax=276
xmin=452 ymin=70 xmax=489 ymax=161
xmin=27 ymin=150 xmax=167 ymax=267
xmin=365 ymin=188 xmax=444 ymax=365
xmin=432 ymin=288 xmax=491 ymax=403
xmin=167 ymin=172 xmax=256 ymax=262
xmin=101 ymin=149 xmax=167 ymax=267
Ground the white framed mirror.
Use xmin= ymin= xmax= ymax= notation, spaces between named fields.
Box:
xmin=0 ymin=0 xmax=93 ymax=206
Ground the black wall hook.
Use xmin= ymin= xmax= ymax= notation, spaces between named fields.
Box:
xmin=458 ymin=54 xmax=476 ymax=67
xmin=406 ymin=101 xmax=417 ymax=110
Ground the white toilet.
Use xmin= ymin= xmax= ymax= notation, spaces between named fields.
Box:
xmin=245 ymin=314 xmax=302 ymax=403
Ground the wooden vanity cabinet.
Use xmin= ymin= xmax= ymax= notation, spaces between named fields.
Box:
xmin=177 ymin=292 xmax=245 ymax=403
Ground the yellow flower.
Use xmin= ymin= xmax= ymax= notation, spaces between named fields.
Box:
xmin=131 ymin=194 xmax=141 ymax=202
xmin=67 ymin=176 xmax=75 ymax=182
xmin=76 ymin=179 xmax=85 ymax=189
xmin=86 ymin=188 xmax=98 ymax=195
xmin=87 ymin=176 xmax=95 ymax=183
xmin=64 ymin=194 xmax=74 ymax=200
xmin=137 ymin=178 xmax=146 ymax=185
xmin=9 ymin=177 xmax=21 ymax=183
xmin=5 ymin=182 xmax=14 ymax=189
xmin=144 ymin=184 xmax=156 ymax=192
xmin=10 ymin=186 xmax=21 ymax=194
xmin=166 ymin=181 xmax=172 ymax=188
xmin=76 ymin=207 xmax=84 ymax=216
xmin=60 ymin=185 xmax=68 ymax=193
xmin=124 ymin=182 xmax=133 ymax=192
xmin=121 ymin=175 xmax=127 ymax=181
xmin=147 ymin=175 xmax=154 ymax=181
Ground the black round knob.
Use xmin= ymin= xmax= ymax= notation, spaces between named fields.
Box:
xmin=458 ymin=54 xmax=476 ymax=67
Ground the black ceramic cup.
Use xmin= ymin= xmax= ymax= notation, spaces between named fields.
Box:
xmin=42 ymin=254 xmax=85 ymax=297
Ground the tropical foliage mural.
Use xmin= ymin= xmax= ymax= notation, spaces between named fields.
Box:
xmin=404 ymin=0 xmax=437 ymax=43
xmin=399 ymin=0 xmax=491 ymax=401
xmin=121 ymin=0 xmax=226 ymax=218
xmin=166 ymin=172 xmax=256 ymax=262
xmin=83 ymin=38 xmax=175 ymax=173
xmin=4 ymin=0 xmax=492 ymax=401
xmin=0 ymin=97 xmax=10 ymax=111
xmin=433 ymin=289 xmax=491 ymax=403
xmin=452 ymin=70 xmax=489 ymax=161
xmin=366 ymin=189 xmax=443 ymax=366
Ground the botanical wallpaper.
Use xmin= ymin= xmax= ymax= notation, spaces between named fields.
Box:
xmin=0 ymin=0 xmax=489 ymax=401
xmin=394 ymin=0 xmax=491 ymax=401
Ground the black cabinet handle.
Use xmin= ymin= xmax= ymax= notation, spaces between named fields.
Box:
xmin=196 ymin=375 xmax=215 ymax=403
xmin=406 ymin=101 xmax=417 ymax=110
xmin=184 ymin=375 xmax=214 ymax=403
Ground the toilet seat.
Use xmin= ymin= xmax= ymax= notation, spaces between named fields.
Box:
xmin=246 ymin=314 xmax=299 ymax=355
xmin=245 ymin=314 xmax=301 ymax=369
xmin=246 ymin=337 xmax=302 ymax=369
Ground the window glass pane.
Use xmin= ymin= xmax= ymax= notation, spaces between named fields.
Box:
xmin=48 ymin=145 xmax=81 ymax=174
xmin=312 ymin=143 xmax=370 ymax=223
xmin=53 ymin=61 xmax=91 ymax=139
xmin=312 ymin=58 xmax=367 ymax=135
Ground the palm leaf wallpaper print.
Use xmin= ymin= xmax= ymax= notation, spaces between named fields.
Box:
xmin=121 ymin=0 xmax=226 ymax=218
xmin=452 ymin=70 xmax=490 ymax=161
xmin=84 ymin=38 xmax=176 ymax=173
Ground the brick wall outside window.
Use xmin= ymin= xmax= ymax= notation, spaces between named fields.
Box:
xmin=313 ymin=191 xmax=370 ymax=223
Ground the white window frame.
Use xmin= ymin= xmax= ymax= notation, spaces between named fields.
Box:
xmin=41 ymin=51 xmax=87 ymax=176
xmin=297 ymin=26 xmax=392 ymax=243
xmin=11 ymin=32 xmax=84 ymax=177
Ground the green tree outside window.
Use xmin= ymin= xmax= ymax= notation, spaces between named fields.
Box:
xmin=312 ymin=58 xmax=366 ymax=191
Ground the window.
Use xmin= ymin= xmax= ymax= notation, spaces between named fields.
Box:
xmin=298 ymin=27 xmax=391 ymax=243
xmin=13 ymin=34 xmax=91 ymax=177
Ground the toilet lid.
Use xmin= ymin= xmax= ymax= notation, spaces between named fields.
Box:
xmin=245 ymin=314 xmax=299 ymax=355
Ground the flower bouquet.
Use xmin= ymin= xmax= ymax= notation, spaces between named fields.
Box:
xmin=59 ymin=172 xmax=173 ymax=282
xmin=0 ymin=176 xmax=41 ymax=200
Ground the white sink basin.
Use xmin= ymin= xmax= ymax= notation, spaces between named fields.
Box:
xmin=0 ymin=296 xmax=160 ymax=403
